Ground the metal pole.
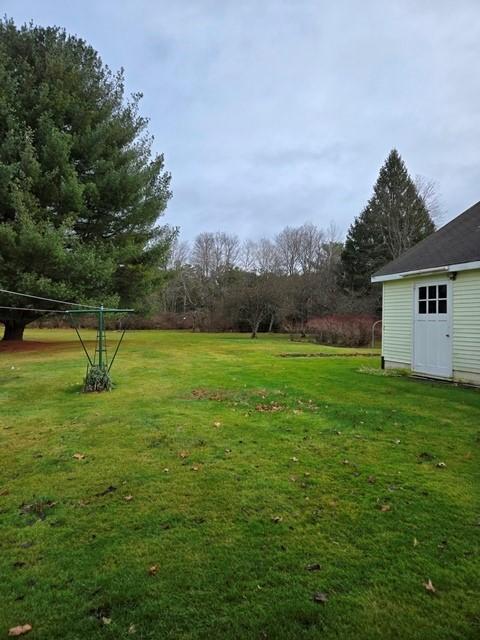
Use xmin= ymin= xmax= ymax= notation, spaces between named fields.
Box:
xmin=371 ymin=319 xmax=382 ymax=349
xmin=98 ymin=305 xmax=104 ymax=369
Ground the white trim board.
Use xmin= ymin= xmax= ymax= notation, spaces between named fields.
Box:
xmin=371 ymin=260 xmax=480 ymax=283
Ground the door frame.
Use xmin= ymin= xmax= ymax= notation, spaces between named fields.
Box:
xmin=411 ymin=279 xmax=453 ymax=378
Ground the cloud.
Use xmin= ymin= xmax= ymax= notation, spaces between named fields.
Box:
xmin=4 ymin=0 xmax=480 ymax=241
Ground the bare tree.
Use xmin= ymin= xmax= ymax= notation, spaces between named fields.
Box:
xmin=275 ymin=226 xmax=302 ymax=275
xmin=415 ymin=175 xmax=444 ymax=225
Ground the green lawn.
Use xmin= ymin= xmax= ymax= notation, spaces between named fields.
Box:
xmin=0 ymin=330 xmax=479 ymax=639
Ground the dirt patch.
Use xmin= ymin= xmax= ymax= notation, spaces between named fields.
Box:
xmin=255 ymin=402 xmax=285 ymax=412
xmin=191 ymin=388 xmax=232 ymax=401
xmin=279 ymin=352 xmax=378 ymax=358
xmin=0 ymin=340 xmax=85 ymax=353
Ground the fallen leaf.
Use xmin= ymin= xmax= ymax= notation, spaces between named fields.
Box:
xmin=436 ymin=462 xmax=446 ymax=468
xmin=163 ymin=468 xmax=169 ymax=473
xmin=0 ymin=487 xmax=10 ymax=496
xmin=213 ymin=421 xmax=221 ymax=428
xmin=423 ymin=579 xmax=436 ymax=593
xmin=148 ymin=565 xmax=159 ymax=576
xmin=101 ymin=617 xmax=112 ymax=625
xmin=8 ymin=625 xmax=32 ymax=637
xmin=124 ymin=495 xmax=134 ymax=502
xmin=413 ymin=537 xmax=419 ymax=547
xmin=313 ymin=592 xmax=328 ymax=604
xmin=191 ymin=466 xmax=199 ymax=471
xmin=291 ymin=457 xmax=299 ymax=462
xmin=342 ymin=459 xmax=349 ymax=465
xmin=271 ymin=515 xmax=283 ymax=523
xmin=394 ymin=439 xmax=401 ymax=444
xmin=179 ymin=451 xmax=190 ymax=459
xmin=306 ymin=563 xmax=321 ymax=571
xmin=367 ymin=475 xmax=376 ymax=484
xmin=73 ymin=453 xmax=85 ymax=460
xmin=380 ymin=504 xmax=391 ymax=512
xmin=128 ymin=624 xmax=137 ymax=634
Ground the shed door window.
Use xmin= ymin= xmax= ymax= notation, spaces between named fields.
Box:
xmin=418 ymin=284 xmax=447 ymax=315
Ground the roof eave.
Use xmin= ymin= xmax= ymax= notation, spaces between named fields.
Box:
xmin=371 ymin=260 xmax=480 ymax=283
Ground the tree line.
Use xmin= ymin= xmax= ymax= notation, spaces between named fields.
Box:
xmin=0 ymin=20 xmax=438 ymax=341
xmin=159 ymin=149 xmax=438 ymax=337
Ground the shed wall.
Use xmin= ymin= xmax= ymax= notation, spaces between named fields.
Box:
xmin=452 ymin=269 xmax=480 ymax=375
xmin=382 ymin=280 xmax=413 ymax=365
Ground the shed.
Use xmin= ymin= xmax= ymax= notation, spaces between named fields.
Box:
xmin=371 ymin=200 xmax=480 ymax=385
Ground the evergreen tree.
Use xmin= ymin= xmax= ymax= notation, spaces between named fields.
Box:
xmin=341 ymin=149 xmax=435 ymax=293
xmin=0 ymin=19 xmax=173 ymax=339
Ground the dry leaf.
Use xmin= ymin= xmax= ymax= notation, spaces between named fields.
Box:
xmin=423 ymin=579 xmax=436 ymax=593
xmin=313 ymin=592 xmax=328 ymax=604
xmin=179 ymin=451 xmax=189 ymax=459
xmin=124 ymin=495 xmax=133 ymax=502
xmin=128 ymin=624 xmax=137 ymax=634
xmin=73 ymin=453 xmax=85 ymax=460
xmin=367 ymin=475 xmax=376 ymax=484
xmin=272 ymin=515 xmax=283 ymax=523
xmin=0 ymin=487 xmax=9 ymax=496
xmin=148 ymin=565 xmax=159 ymax=576
xmin=8 ymin=625 xmax=32 ymax=637
xmin=436 ymin=462 xmax=446 ymax=468
xmin=291 ymin=457 xmax=299 ymax=462
xmin=213 ymin=421 xmax=221 ymax=428
xmin=413 ymin=537 xmax=419 ymax=547
xmin=342 ymin=459 xmax=349 ymax=465
xmin=191 ymin=466 xmax=199 ymax=471
xmin=163 ymin=468 xmax=169 ymax=473
xmin=101 ymin=617 xmax=112 ymax=625
xmin=306 ymin=563 xmax=321 ymax=572
xmin=380 ymin=504 xmax=391 ymax=512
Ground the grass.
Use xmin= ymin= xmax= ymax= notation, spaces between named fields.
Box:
xmin=0 ymin=329 xmax=479 ymax=639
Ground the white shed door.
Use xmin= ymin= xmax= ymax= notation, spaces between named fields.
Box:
xmin=413 ymin=282 xmax=452 ymax=378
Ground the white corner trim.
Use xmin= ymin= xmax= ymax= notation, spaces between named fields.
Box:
xmin=371 ymin=260 xmax=480 ymax=283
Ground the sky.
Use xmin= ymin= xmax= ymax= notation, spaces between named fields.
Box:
xmin=3 ymin=0 xmax=480 ymax=242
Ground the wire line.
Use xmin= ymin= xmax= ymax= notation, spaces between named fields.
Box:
xmin=0 ymin=288 xmax=100 ymax=309
xmin=0 ymin=305 xmax=67 ymax=313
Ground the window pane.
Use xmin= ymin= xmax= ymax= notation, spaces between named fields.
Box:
xmin=438 ymin=299 xmax=447 ymax=314
xmin=428 ymin=300 xmax=437 ymax=313
xmin=428 ymin=285 xmax=437 ymax=299
xmin=438 ymin=284 xmax=447 ymax=299
xmin=419 ymin=286 xmax=427 ymax=300
xmin=419 ymin=301 xmax=427 ymax=314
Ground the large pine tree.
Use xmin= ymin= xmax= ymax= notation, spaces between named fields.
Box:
xmin=0 ymin=19 xmax=173 ymax=339
xmin=341 ymin=149 xmax=435 ymax=293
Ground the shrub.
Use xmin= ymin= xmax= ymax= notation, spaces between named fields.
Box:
xmin=84 ymin=366 xmax=112 ymax=392
xmin=306 ymin=314 xmax=380 ymax=347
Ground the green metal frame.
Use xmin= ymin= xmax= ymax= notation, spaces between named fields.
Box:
xmin=65 ymin=305 xmax=134 ymax=378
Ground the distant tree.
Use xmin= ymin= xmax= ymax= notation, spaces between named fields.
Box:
xmin=229 ymin=273 xmax=281 ymax=338
xmin=341 ymin=149 xmax=435 ymax=293
xmin=0 ymin=19 xmax=173 ymax=339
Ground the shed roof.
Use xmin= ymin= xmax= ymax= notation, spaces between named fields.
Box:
xmin=373 ymin=200 xmax=480 ymax=278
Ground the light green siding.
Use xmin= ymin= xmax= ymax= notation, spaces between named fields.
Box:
xmin=453 ymin=269 xmax=480 ymax=374
xmin=382 ymin=280 xmax=413 ymax=365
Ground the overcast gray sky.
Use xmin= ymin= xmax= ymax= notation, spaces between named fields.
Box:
xmin=4 ymin=0 xmax=480 ymax=241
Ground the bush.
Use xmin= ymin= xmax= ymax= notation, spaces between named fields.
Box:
xmin=306 ymin=314 xmax=380 ymax=347
xmin=84 ymin=366 xmax=112 ymax=392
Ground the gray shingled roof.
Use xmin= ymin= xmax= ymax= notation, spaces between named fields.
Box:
xmin=373 ymin=200 xmax=480 ymax=277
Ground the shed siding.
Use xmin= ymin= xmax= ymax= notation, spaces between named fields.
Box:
xmin=382 ymin=280 xmax=413 ymax=365
xmin=453 ymin=269 xmax=480 ymax=374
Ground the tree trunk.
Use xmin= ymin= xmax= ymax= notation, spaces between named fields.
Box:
xmin=2 ymin=319 xmax=27 ymax=341
xmin=268 ymin=313 xmax=275 ymax=333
